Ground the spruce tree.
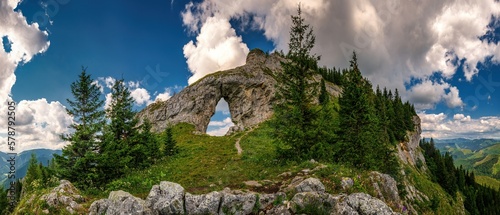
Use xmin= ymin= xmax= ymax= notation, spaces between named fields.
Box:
xmin=272 ymin=5 xmax=320 ymax=160
xmin=54 ymin=68 xmax=105 ymax=188
xmin=98 ymin=79 xmax=137 ymax=183
xmin=163 ymin=126 xmax=178 ymax=156
xmin=141 ymin=119 xmax=161 ymax=163
xmin=337 ymin=52 xmax=393 ymax=171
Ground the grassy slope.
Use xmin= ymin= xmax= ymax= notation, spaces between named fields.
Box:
xmin=15 ymin=121 xmax=463 ymax=214
xmin=476 ymin=175 xmax=500 ymax=191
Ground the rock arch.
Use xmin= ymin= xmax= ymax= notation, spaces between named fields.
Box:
xmin=137 ymin=49 xmax=280 ymax=134
xmin=137 ymin=49 xmax=341 ymax=135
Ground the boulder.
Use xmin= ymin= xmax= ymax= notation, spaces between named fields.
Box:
xmin=346 ymin=193 xmax=399 ymax=215
xmin=295 ymin=178 xmax=326 ymax=193
xmin=88 ymin=190 xmax=151 ymax=215
xmin=185 ymin=191 xmax=222 ymax=215
xmin=341 ymin=177 xmax=354 ymax=190
xmin=40 ymin=180 xmax=84 ymax=214
xmin=145 ymin=181 xmax=185 ymax=214
xmin=220 ymin=191 xmax=257 ymax=215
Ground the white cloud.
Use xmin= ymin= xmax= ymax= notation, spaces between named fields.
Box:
xmin=207 ymin=117 xmax=234 ymax=136
xmin=0 ymin=0 xmax=50 ymax=102
xmin=443 ymin=86 xmax=464 ymax=108
xmin=0 ymin=99 xmax=73 ymax=152
xmin=104 ymin=92 xmax=112 ymax=110
xmin=408 ymin=79 xmax=464 ymax=109
xmin=419 ymin=112 xmax=500 ymax=139
xmin=130 ymin=88 xmax=152 ymax=106
xmin=183 ymin=16 xmax=249 ymax=85
xmin=182 ymin=0 xmax=500 ymax=110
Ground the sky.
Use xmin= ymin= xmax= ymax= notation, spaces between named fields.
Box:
xmin=1 ymin=0 xmax=500 ymax=152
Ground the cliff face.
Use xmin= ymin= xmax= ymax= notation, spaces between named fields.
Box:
xmin=397 ymin=116 xmax=425 ymax=167
xmin=137 ymin=49 xmax=340 ymax=134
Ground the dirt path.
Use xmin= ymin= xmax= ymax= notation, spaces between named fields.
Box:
xmin=234 ymin=126 xmax=256 ymax=155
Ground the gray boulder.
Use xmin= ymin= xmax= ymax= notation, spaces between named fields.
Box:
xmin=295 ymin=178 xmax=326 ymax=193
xmin=185 ymin=191 xmax=222 ymax=215
xmin=145 ymin=181 xmax=185 ymax=214
xmin=88 ymin=190 xmax=151 ymax=215
xmin=40 ymin=180 xmax=84 ymax=214
xmin=220 ymin=192 xmax=257 ymax=215
xmin=346 ymin=193 xmax=399 ymax=215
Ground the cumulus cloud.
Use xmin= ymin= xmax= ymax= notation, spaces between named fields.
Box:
xmin=183 ymin=16 xmax=249 ymax=84
xmin=419 ymin=112 xmax=500 ymax=139
xmin=207 ymin=117 xmax=234 ymax=136
xmin=408 ymin=79 xmax=463 ymax=109
xmin=0 ymin=99 xmax=73 ymax=152
xmin=181 ymin=0 xmax=500 ymax=110
xmin=215 ymin=98 xmax=230 ymax=115
xmin=97 ymin=77 xmax=155 ymax=108
xmin=0 ymin=0 xmax=50 ymax=102
xmin=130 ymin=88 xmax=152 ymax=106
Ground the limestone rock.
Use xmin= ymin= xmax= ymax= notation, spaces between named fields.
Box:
xmin=346 ymin=193 xmax=399 ymax=215
xmin=137 ymin=49 xmax=341 ymax=134
xmin=89 ymin=190 xmax=151 ymax=215
xmin=397 ymin=116 xmax=426 ymax=167
xmin=369 ymin=172 xmax=400 ymax=205
xmin=290 ymin=191 xmax=336 ymax=213
xmin=341 ymin=177 xmax=354 ymax=190
xmin=220 ymin=191 xmax=257 ymax=215
xmin=185 ymin=191 xmax=222 ymax=215
xmin=294 ymin=178 xmax=325 ymax=193
xmin=145 ymin=181 xmax=185 ymax=214
xmin=40 ymin=180 xmax=84 ymax=214
xmin=258 ymin=193 xmax=286 ymax=211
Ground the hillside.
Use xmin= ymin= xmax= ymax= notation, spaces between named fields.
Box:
xmin=435 ymin=139 xmax=500 ymax=181
xmin=0 ymin=149 xmax=61 ymax=187
xmin=12 ymin=122 xmax=467 ymax=214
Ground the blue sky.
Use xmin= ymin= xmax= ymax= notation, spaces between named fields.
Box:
xmin=1 ymin=0 xmax=500 ymax=152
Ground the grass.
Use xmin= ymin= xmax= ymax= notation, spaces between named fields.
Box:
xmin=103 ymin=122 xmax=295 ymax=198
xmin=476 ymin=175 xmax=500 ymax=191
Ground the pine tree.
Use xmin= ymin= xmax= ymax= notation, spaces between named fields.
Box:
xmin=98 ymin=79 xmax=138 ymax=183
xmin=272 ymin=5 xmax=320 ymax=160
xmin=163 ymin=126 xmax=178 ymax=156
xmin=141 ymin=119 xmax=161 ymax=163
xmin=337 ymin=52 xmax=391 ymax=170
xmin=54 ymin=68 xmax=105 ymax=188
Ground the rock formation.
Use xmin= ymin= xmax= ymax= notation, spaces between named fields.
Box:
xmin=89 ymin=177 xmax=399 ymax=215
xmin=397 ymin=116 xmax=425 ymax=167
xmin=137 ymin=49 xmax=341 ymax=134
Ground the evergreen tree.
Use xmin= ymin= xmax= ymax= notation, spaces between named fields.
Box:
xmin=98 ymin=79 xmax=137 ymax=183
xmin=272 ymin=5 xmax=320 ymax=160
xmin=163 ymin=126 xmax=178 ymax=156
xmin=0 ymin=186 xmax=10 ymax=215
xmin=54 ymin=68 xmax=105 ymax=188
xmin=141 ymin=119 xmax=161 ymax=163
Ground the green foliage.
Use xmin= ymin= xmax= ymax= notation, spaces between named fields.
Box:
xmin=141 ymin=119 xmax=161 ymax=163
xmin=163 ymin=126 xmax=178 ymax=157
xmin=420 ymin=138 xmax=500 ymax=214
xmin=335 ymin=53 xmax=399 ymax=175
xmin=98 ymin=79 xmax=138 ymax=184
xmin=272 ymin=5 xmax=325 ymax=161
xmin=54 ymin=67 xmax=105 ymax=188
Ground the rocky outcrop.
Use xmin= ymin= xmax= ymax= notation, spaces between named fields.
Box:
xmin=137 ymin=49 xmax=341 ymax=134
xmin=89 ymin=190 xmax=151 ymax=215
xmin=40 ymin=180 xmax=85 ymax=214
xmin=90 ymin=178 xmax=399 ymax=215
xmin=397 ymin=116 xmax=425 ymax=167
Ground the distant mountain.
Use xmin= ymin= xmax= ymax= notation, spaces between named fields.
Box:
xmin=434 ymin=138 xmax=500 ymax=181
xmin=434 ymin=138 xmax=499 ymax=152
xmin=0 ymin=149 xmax=62 ymax=187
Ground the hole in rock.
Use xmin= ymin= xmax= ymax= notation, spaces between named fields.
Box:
xmin=207 ymin=98 xmax=234 ymax=136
